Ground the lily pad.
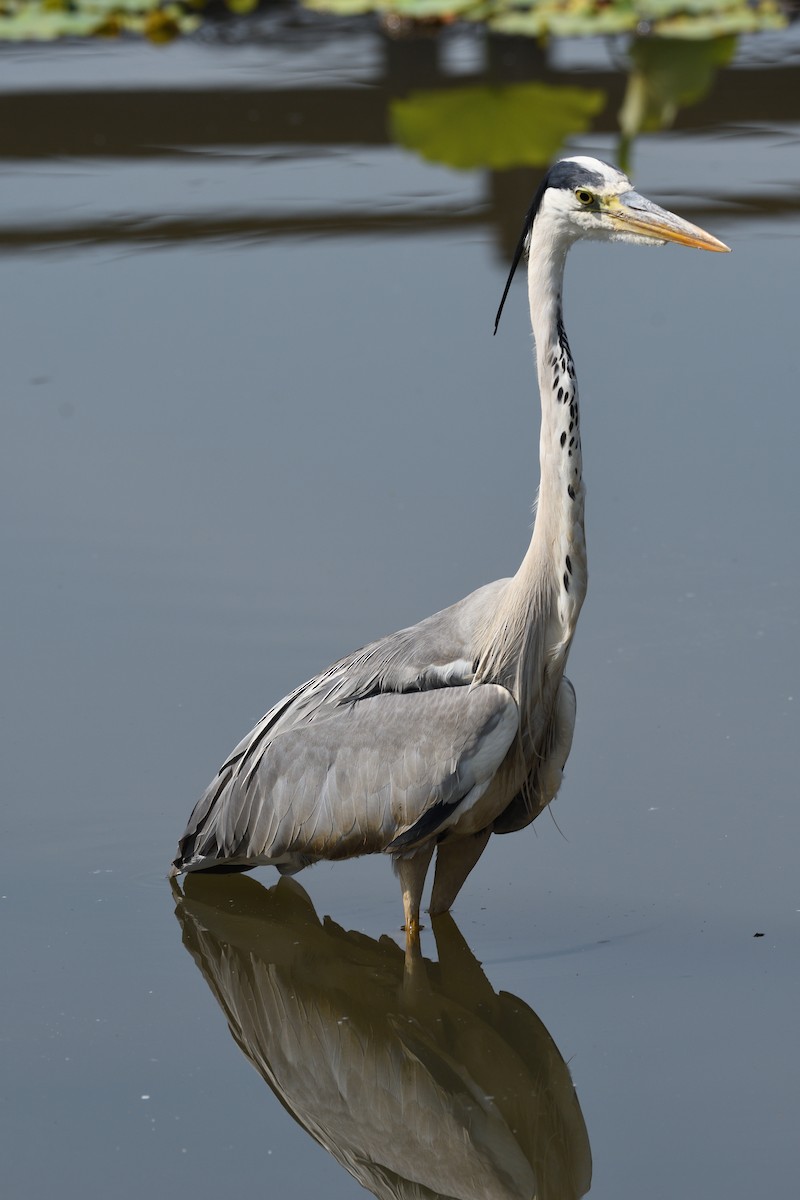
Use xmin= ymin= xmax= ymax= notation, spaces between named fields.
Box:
xmin=654 ymin=6 xmax=785 ymax=36
xmin=390 ymin=0 xmax=480 ymax=14
xmin=302 ymin=0 xmax=379 ymax=13
xmin=391 ymin=81 xmax=606 ymax=171
xmin=489 ymin=6 xmax=636 ymax=36
xmin=0 ymin=0 xmax=788 ymax=48
xmin=486 ymin=0 xmax=786 ymax=40
xmin=0 ymin=0 xmax=198 ymax=39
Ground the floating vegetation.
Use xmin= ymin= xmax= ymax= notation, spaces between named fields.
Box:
xmin=391 ymin=83 xmax=606 ymax=170
xmin=0 ymin=0 xmax=787 ymax=40
xmin=485 ymin=0 xmax=786 ymax=39
xmin=304 ymin=0 xmax=787 ymax=38
xmin=0 ymin=0 xmax=200 ymax=41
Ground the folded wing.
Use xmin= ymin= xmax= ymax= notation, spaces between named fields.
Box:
xmin=174 ymin=682 xmax=518 ymax=875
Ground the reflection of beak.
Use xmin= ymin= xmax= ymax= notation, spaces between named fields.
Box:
xmin=608 ymin=190 xmax=730 ymax=252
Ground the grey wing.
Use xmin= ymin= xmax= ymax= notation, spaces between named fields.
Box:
xmin=171 ymin=579 xmax=510 ymax=874
xmin=175 ymin=683 xmax=518 ymax=874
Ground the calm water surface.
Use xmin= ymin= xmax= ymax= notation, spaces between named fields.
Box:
xmin=2 ymin=19 xmax=799 ymax=1200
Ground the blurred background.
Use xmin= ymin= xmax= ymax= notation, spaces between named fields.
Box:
xmin=2 ymin=5 xmax=799 ymax=1200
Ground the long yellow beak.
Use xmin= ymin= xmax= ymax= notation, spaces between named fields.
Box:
xmin=607 ymin=191 xmax=730 ymax=253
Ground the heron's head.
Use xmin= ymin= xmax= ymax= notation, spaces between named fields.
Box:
xmin=494 ymin=156 xmax=729 ymax=333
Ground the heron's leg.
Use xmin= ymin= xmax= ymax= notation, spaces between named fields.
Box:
xmin=428 ymin=829 xmax=491 ymax=916
xmin=394 ymin=843 xmax=435 ymax=946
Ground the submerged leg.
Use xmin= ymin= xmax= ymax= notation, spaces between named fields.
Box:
xmin=428 ymin=829 xmax=491 ymax=916
xmin=394 ymin=843 xmax=435 ymax=945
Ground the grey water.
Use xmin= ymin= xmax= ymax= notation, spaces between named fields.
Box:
xmin=2 ymin=18 xmax=799 ymax=1199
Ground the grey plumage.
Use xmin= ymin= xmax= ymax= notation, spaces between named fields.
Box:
xmin=173 ymin=581 xmax=553 ymax=881
xmin=171 ymin=156 xmax=728 ymax=933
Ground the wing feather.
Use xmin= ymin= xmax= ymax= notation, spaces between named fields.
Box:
xmin=176 ymin=684 xmax=517 ymax=873
xmin=172 ymin=580 xmax=510 ymax=874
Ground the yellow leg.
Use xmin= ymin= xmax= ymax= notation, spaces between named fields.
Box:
xmin=394 ymin=844 xmax=434 ymax=945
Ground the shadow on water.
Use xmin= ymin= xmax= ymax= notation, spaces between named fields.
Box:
xmin=173 ymin=874 xmax=592 ymax=1200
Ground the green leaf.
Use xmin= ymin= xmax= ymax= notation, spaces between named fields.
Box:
xmin=390 ymin=0 xmax=479 ymax=13
xmin=0 ymin=7 xmax=104 ymax=36
xmin=303 ymin=0 xmax=378 ymax=13
xmin=490 ymin=7 xmax=636 ymax=35
xmin=485 ymin=0 xmax=786 ymax=39
xmin=390 ymin=82 xmax=606 ymax=171
xmin=0 ymin=0 xmax=199 ymax=38
xmin=653 ymin=8 xmax=786 ymax=36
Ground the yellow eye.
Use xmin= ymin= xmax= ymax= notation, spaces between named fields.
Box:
xmin=575 ymin=189 xmax=594 ymax=206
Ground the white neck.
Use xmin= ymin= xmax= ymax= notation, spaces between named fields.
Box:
xmin=520 ymin=218 xmax=587 ymax=649
xmin=474 ymin=216 xmax=588 ymax=705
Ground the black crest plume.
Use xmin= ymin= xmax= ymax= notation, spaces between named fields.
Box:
xmin=493 ymin=160 xmax=606 ymax=335
xmin=493 ymin=174 xmax=549 ymax=336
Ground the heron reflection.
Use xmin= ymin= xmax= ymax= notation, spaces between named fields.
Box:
xmin=173 ymin=875 xmax=592 ymax=1200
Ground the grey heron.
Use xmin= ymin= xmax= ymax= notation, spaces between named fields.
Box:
xmin=170 ymin=157 xmax=728 ymax=941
